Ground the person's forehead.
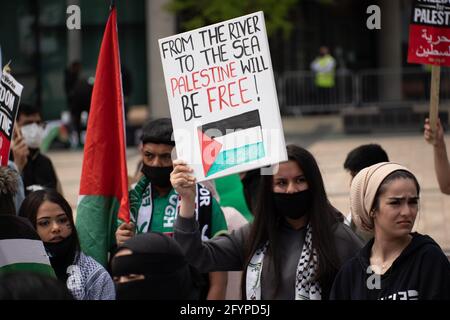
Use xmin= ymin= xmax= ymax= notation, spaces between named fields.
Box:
xmin=274 ymin=160 xmax=303 ymax=178
xmin=381 ymin=178 xmax=418 ymax=196
xmin=142 ymin=143 xmax=173 ymax=154
xmin=37 ymin=201 xmax=67 ymax=218
xmin=18 ymin=113 xmax=41 ymax=123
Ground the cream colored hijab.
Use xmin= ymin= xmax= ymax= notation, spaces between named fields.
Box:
xmin=350 ymin=162 xmax=414 ymax=232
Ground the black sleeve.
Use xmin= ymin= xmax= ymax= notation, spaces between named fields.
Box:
xmin=329 ymin=262 xmax=352 ymax=300
xmin=174 ymin=216 xmax=249 ymax=272
xmin=418 ymin=246 xmax=450 ymax=300
xmin=334 ymin=223 xmax=364 ymax=265
xmin=37 ymin=156 xmax=58 ymax=189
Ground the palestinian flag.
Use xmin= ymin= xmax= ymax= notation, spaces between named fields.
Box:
xmin=75 ymin=6 xmax=130 ymax=267
xmin=0 ymin=216 xmax=55 ymax=277
xmin=198 ymin=110 xmax=265 ymax=177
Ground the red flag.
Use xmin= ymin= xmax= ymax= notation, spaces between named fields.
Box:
xmin=76 ymin=7 xmax=129 ymax=265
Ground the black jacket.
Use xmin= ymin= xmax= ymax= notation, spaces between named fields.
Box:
xmin=330 ymin=232 xmax=450 ymax=300
xmin=22 ymin=149 xmax=57 ymax=195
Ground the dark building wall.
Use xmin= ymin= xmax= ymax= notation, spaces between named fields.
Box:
xmin=173 ymin=0 xmax=381 ymax=76
xmin=0 ymin=0 xmax=147 ymax=120
xmin=271 ymin=0 xmax=379 ymax=73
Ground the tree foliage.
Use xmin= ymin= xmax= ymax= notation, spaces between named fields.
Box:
xmin=166 ymin=0 xmax=299 ymax=38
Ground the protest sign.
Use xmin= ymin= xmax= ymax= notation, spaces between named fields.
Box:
xmin=0 ymin=72 xmax=23 ymax=166
xmin=407 ymin=0 xmax=450 ymax=66
xmin=407 ymin=0 xmax=450 ymax=137
xmin=159 ymin=11 xmax=287 ymax=182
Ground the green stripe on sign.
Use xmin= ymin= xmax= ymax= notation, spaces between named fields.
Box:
xmin=207 ymin=142 xmax=265 ymax=177
xmin=76 ymin=195 xmax=119 ymax=267
xmin=0 ymin=263 xmax=55 ymax=277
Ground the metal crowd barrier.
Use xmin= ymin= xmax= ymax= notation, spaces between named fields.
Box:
xmin=278 ymin=68 xmax=450 ymax=115
xmin=279 ymin=70 xmax=353 ymax=115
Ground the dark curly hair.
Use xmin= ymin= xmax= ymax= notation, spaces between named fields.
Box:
xmin=0 ymin=166 xmax=20 ymax=215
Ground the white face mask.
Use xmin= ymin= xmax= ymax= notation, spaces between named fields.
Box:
xmin=21 ymin=123 xmax=44 ymax=149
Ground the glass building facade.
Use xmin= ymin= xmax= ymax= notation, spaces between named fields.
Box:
xmin=0 ymin=0 xmax=147 ymax=120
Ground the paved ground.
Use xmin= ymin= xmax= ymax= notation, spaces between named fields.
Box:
xmin=47 ymin=115 xmax=450 ymax=251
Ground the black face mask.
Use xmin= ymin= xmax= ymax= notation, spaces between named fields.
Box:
xmin=113 ymin=253 xmax=194 ymax=300
xmin=141 ymin=164 xmax=172 ymax=188
xmin=273 ymin=190 xmax=312 ymax=220
xmin=44 ymin=233 xmax=76 ymax=259
xmin=44 ymin=234 xmax=77 ymax=282
xmin=116 ymin=280 xmax=155 ymax=300
xmin=115 ymin=273 xmax=194 ymax=300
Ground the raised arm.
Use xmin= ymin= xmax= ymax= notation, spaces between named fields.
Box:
xmin=424 ymin=118 xmax=450 ymax=194
xmin=171 ymin=160 xmax=246 ymax=273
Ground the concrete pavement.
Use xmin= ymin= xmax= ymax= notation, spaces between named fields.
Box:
xmin=47 ymin=115 xmax=450 ymax=251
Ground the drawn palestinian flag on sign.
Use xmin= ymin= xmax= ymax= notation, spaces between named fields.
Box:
xmin=198 ymin=110 xmax=265 ymax=177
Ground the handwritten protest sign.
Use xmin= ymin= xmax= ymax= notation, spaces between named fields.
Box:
xmin=407 ymin=0 xmax=450 ymax=137
xmin=159 ymin=11 xmax=287 ymax=181
xmin=0 ymin=72 xmax=23 ymax=166
xmin=407 ymin=0 xmax=450 ymax=66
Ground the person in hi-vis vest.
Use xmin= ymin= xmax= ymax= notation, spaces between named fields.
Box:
xmin=311 ymin=46 xmax=336 ymax=105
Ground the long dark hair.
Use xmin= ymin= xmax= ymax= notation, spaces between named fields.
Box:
xmin=240 ymin=144 xmax=343 ymax=299
xmin=19 ymin=189 xmax=80 ymax=255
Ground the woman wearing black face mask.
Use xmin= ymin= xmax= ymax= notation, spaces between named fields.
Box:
xmin=115 ymin=118 xmax=229 ymax=301
xmin=19 ymin=189 xmax=115 ymax=300
xmin=173 ymin=144 xmax=364 ymax=300
xmin=111 ymin=232 xmax=200 ymax=300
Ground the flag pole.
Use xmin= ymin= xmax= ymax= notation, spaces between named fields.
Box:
xmin=110 ymin=0 xmax=115 ymax=10
xmin=76 ymin=0 xmax=129 ymax=265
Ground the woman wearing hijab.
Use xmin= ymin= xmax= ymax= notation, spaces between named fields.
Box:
xmin=330 ymin=162 xmax=450 ymax=300
xmin=111 ymin=232 xmax=200 ymax=300
xmin=172 ymin=144 xmax=363 ymax=300
xmin=19 ymin=189 xmax=115 ymax=300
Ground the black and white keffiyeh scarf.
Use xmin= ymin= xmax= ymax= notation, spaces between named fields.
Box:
xmin=246 ymin=223 xmax=322 ymax=300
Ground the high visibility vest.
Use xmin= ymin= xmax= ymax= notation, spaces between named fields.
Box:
xmin=314 ymin=55 xmax=335 ymax=88
xmin=422 ymin=64 xmax=432 ymax=72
